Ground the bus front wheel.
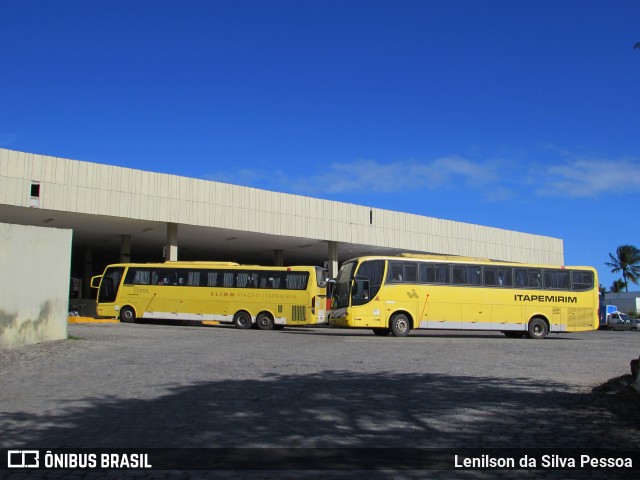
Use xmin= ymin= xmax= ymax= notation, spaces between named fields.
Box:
xmin=256 ymin=313 xmax=275 ymax=331
xmin=527 ymin=317 xmax=548 ymax=339
xmin=120 ymin=306 xmax=136 ymax=323
xmin=390 ymin=313 xmax=411 ymax=337
xmin=233 ymin=311 xmax=252 ymax=329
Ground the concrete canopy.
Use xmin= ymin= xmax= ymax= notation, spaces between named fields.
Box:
xmin=0 ymin=203 xmax=402 ymax=266
xmin=0 ymin=148 xmax=564 ymax=278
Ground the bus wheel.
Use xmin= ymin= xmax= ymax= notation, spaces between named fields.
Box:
xmin=372 ymin=328 xmax=391 ymax=336
xmin=120 ymin=306 xmax=136 ymax=323
xmin=256 ymin=313 xmax=275 ymax=331
xmin=233 ymin=311 xmax=252 ymax=329
xmin=527 ymin=317 xmax=548 ymax=339
xmin=390 ymin=313 xmax=411 ymax=337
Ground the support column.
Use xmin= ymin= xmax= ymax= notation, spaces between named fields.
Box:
xmin=120 ymin=234 xmax=131 ymax=263
xmin=327 ymin=241 xmax=339 ymax=279
xmin=83 ymin=246 xmax=93 ymax=299
xmin=166 ymin=223 xmax=178 ymax=261
xmin=274 ymin=249 xmax=284 ymax=266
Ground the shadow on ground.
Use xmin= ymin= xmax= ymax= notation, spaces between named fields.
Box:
xmin=3 ymin=370 xmax=638 ymax=450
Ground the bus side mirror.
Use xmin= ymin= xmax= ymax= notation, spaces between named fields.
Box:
xmin=326 ymin=279 xmax=336 ymax=298
xmin=90 ymin=276 xmax=102 ymax=289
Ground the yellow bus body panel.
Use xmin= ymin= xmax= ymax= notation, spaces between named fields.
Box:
xmin=331 ymin=255 xmax=599 ymax=334
xmin=94 ymin=262 xmax=327 ymax=326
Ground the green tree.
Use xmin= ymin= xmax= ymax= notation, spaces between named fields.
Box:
xmin=606 ymin=245 xmax=640 ymax=292
xmin=610 ymin=279 xmax=627 ymax=293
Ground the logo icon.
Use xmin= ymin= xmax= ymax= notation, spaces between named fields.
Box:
xmin=407 ymin=289 xmax=418 ymax=299
xmin=7 ymin=450 xmax=39 ymax=468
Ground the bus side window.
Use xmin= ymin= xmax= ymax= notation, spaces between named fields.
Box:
xmin=155 ymin=270 xmax=177 ymax=285
xmin=387 ymin=261 xmax=416 ymax=283
xmin=187 ymin=270 xmax=203 ymax=286
xmin=515 ymin=269 xmax=527 ymax=287
xmin=206 ymin=272 xmax=218 ymax=287
xmin=484 ymin=267 xmax=511 ymax=287
xmin=125 ymin=268 xmax=151 ymax=285
xmin=452 ymin=266 xmax=465 ymax=284
xmin=177 ymin=270 xmax=189 ymax=286
xmin=572 ymin=271 xmax=593 ymax=290
xmin=453 ymin=266 xmax=481 ymax=285
xmin=435 ymin=264 xmax=450 ymax=284
xmin=259 ymin=274 xmax=272 ymax=288
xmin=470 ymin=267 xmax=482 ymax=285
xmin=420 ymin=264 xmax=435 ymax=283
xmin=286 ymin=273 xmax=309 ymax=290
xmin=404 ymin=263 xmax=418 ymax=283
xmin=484 ymin=267 xmax=497 ymax=286
xmin=222 ymin=272 xmax=235 ymax=288
xmin=498 ymin=268 xmax=512 ymax=287
xmin=236 ymin=272 xmax=252 ymax=288
xmin=388 ymin=262 xmax=404 ymax=283
xmin=544 ymin=270 xmax=570 ymax=289
xmin=528 ymin=269 xmax=542 ymax=288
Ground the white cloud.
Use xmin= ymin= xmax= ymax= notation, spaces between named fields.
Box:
xmin=202 ymin=151 xmax=640 ymax=202
xmin=537 ymin=158 xmax=640 ymax=198
xmin=202 ymin=156 xmax=505 ymax=200
xmin=296 ymin=156 xmax=504 ymax=196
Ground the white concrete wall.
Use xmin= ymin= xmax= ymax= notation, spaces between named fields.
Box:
xmin=604 ymin=292 xmax=640 ymax=315
xmin=0 ymin=148 xmax=564 ymax=265
xmin=0 ymin=222 xmax=72 ymax=349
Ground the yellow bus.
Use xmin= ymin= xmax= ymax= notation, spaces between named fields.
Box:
xmin=329 ymin=254 xmax=599 ymax=339
xmin=91 ymin=261 xmax=328 ymax=330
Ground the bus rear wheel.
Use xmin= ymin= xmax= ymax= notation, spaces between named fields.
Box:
xmin=233 ymin=311 xmax=252 ymax=329
xmin=120 ymin=306 xmax=136 ymax=323
xmin=256 ymin=313 xmax=275 ymax=331
xmin=527 ymin=317 xmax=548 ymax=339
xmin=390 ymin=313 xmax=411 ymax=337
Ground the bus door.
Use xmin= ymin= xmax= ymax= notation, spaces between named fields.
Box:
xmin=353 ymin=260 xmax=385 ymax=327
xmin=350 ymin=275 xmax=383 ymax=327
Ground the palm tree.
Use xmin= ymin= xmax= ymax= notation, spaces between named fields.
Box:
xmin=610 ymin=279 xmax=627 ymax=293
xmin=605 ymin=245 xmax=640 ymax=292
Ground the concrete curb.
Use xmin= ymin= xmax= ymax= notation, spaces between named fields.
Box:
xmin=67 ymin=317 xmax=119 ymax=324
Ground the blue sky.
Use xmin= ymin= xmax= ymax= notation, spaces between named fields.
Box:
xmin=1 ymin=0 xmax=639 ymax=291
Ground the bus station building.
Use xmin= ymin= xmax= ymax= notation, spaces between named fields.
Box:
xmin=0 ymin=148 xmax=564 ymax=347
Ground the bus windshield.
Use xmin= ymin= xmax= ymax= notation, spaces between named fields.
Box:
xmin=332 ymin=259 xmax=385 ymax=309
xmin=97 ymin=266 xmax=124 ymax=303
xmin=314 ymin=266 xmax=328 ymax=288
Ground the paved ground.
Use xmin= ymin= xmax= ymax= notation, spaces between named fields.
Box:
xmin=1 ymin=322 xmax=639 ymax=479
